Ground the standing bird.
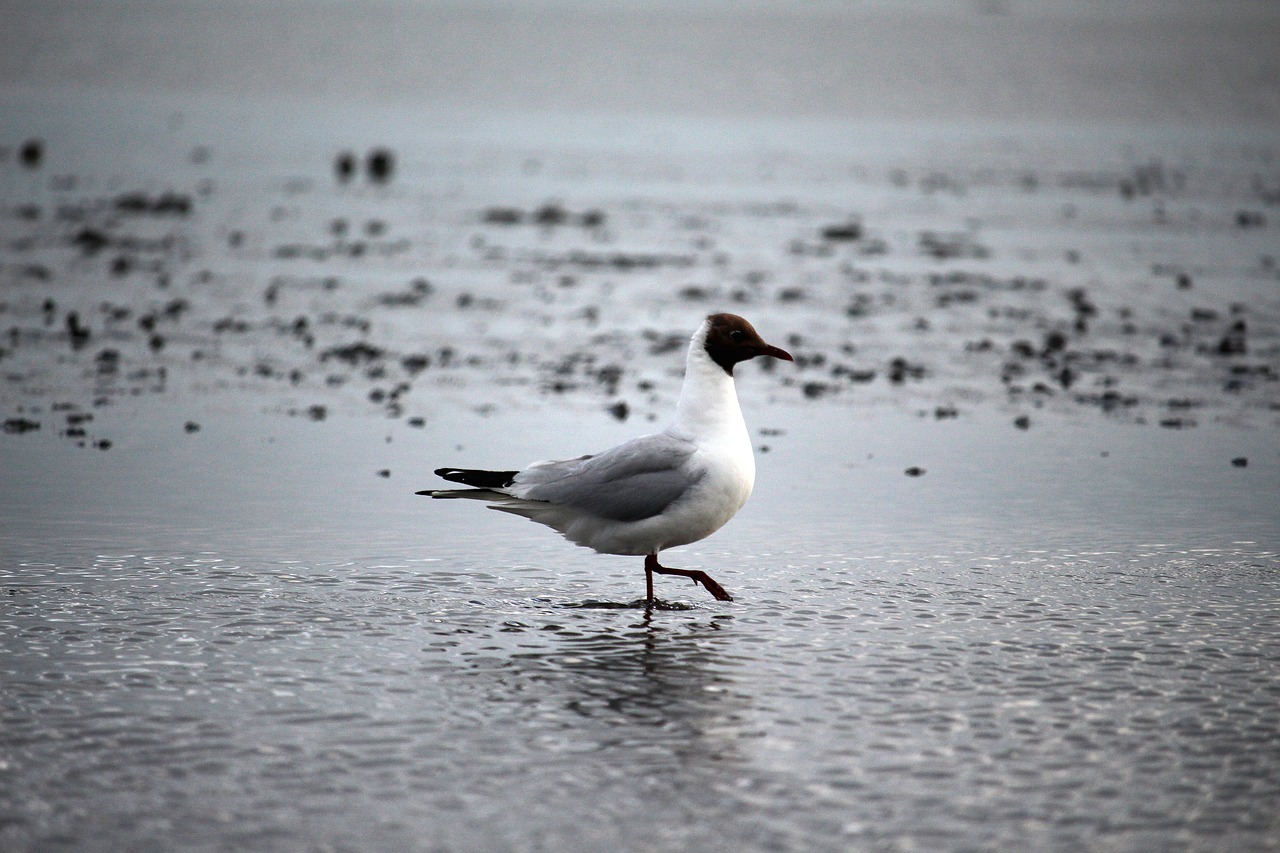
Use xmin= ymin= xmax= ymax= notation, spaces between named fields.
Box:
xmin=419 ymin=313 xmax=793 ymax=604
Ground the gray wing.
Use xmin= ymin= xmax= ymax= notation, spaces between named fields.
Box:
xmin=511 ymin=431 xmax=702 ymax=522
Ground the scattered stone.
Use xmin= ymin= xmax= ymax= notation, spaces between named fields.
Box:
xmin=3 ymin=418 xmax=40 ymax=434
xmin=802 ymin=382 xmax=831 ymax=399
xmin=820 ymin=221 xmax=863 ymax=242
xmin=366 ymin=148 xmax=395 ymax=183
xmin=66 ymin=313 xmax=91 ymax=349
xmin=533 ymin=204 xmax=568 ymax=226
xmin=335 ymin=151 xmax=356 ymax=182
xmin=1235 ymin=210 xmax=1266 ymax=228
xmin=19 ymin=139 xmax=43 ymax=168
xmin=114 ymin=191 xmax=192 ymax=216
xmin=321 ymin=342 xmax=384 ymax=365
xmin=482 ymin=207 xmax=522 ymax=225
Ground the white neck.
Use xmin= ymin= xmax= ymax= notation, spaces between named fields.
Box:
xmin=673 ymin=324 xmax=748 ymax=442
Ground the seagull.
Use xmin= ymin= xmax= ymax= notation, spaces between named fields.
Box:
xmin=418 ymin=313 xmax=794 ymax=604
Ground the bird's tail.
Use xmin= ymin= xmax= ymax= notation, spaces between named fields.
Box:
xmin=418 ymin=487 xmax=510 ymax=501
xmin=416 ymin=467 xmax=519 ymax=499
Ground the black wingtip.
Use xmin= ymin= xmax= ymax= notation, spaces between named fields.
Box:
xmin=414 ymin=490 xmax=432 ymax=496
xmin=434 ymin=467 xmax=518 ymax=488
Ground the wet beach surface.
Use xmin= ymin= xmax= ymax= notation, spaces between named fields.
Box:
xmin=3 ymin=83 xmax=1280 ymax=853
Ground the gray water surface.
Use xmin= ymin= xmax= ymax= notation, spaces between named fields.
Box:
xmin=2 ymin=88 xmax=1279 ymax=851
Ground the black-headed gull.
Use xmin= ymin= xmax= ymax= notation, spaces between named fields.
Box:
xmin=418 ymin=313 xmax=793 ymax=604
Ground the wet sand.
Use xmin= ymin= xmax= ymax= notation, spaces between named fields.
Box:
xmin=3 ymin=2 xmax=1280 ymax=852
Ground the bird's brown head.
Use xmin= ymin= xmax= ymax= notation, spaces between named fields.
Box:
xmin=702 ymin=313 xmax=794 ymax=376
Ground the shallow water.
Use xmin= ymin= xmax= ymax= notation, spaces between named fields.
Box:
xmin=3 ymin=90 xmax=1280 ymax=851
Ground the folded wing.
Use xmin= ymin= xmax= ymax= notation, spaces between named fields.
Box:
xmin=511 ymin=431 xmax=702 ymax=522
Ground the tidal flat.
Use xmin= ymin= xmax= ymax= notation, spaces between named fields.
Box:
xmin=3 ymin=26 xmax=1280 ymax=852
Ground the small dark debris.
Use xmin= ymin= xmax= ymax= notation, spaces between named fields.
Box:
xmin=887 ymin=357 xmax=925 ymax=384
xmin=335 ymin=151 xmax=356 ymax=182
xmin=904 ymin=466 xmax=926 ymax=477
xmin=482 ymin=207 xmax=522 ymax=225
xmin=607 ymin=401 xmax=630 ymax=421
xmin=377 ymin=469 xmax=391 ymax=478
xmin=19 ymin=139 xmax=43 ymax=168
xmin=1216 ymin=321 xmax=1247 ymax=355
xmin=73 ymin=227 xmax=110 ymax=256
xmin=1231 ymin=457 xmax=1248 ymax=467
xmin=321 ymin=342 xmax=384 ymax=365
xmin=802 ymin=382 xmax=831 ymax=399
xmin=67 ymin=313 xmax=91 ymax=349
xmin=114 ymin=192 xmax=192 ymax=216
xmin=1013 ymin=415 xmax=1031 ymax=430
xmin=1235 ymin=210 xmax=1266 ymax=228
xmin=820 ymin=221 xmax=863 ymax=242
xmin=534 ymin=204 xmax=568 ymax=226
xmin=3 ymin=418 xmax=40 ymax=434
xmin=401 ymin=354 xmax=431 ymax=374
xmin=366 ymin=148 xmax=395 ymax=183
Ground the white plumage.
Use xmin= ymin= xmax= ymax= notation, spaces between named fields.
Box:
xmin=421 ymin=313 xmax=793 ymax=603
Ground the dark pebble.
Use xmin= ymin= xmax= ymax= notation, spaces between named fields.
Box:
xmin=320 ymin=341 xmax=384 ymax=365
xmin=904 ymin=466 xmax=926 ymax=477
xmin=377 ymin=469 xmax=391 ymax=478
xmin=820 ymin=221 xmax=863 ymax=242
xmin=607 ymin=401 xmax=630 ymax=421
xmin=802 ymin=382 xmax=831 ymax=399
xmin=1235 ymin=210 xmax=1265 ymax=228
xmin=19 ymin=139 xmax=43 ymax=168
xmin=184 ymin=421 xmax=200 ymax=433
xmin=1231 ymin=457 xmax=1248 ymax=467
xmin=534 ymin=204 xmax=568 ymax=226
xmin=482 ymin=207 xmax=523 ymax=225
xmin=73 ymin=227 xmax=110 ymax=256
xmin=335 ymin=151 xmax=356 ymax=182
xmin=3 ymin=418 xmax=40 ymax=434
xmin=366 ymin=148 xmax=395 ymax=183
xmin=1014 ymin=415 xmax=1031 ymax=430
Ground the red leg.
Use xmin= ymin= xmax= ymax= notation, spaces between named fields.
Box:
xmin=644 ymin=553 xmax=733 ymax=602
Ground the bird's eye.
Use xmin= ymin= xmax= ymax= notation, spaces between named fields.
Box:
xmin=728 ymin=330 xmax=745 ymax=342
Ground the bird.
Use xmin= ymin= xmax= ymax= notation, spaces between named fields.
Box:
xmin=418 ymin=313 xmax=794 ymax=604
